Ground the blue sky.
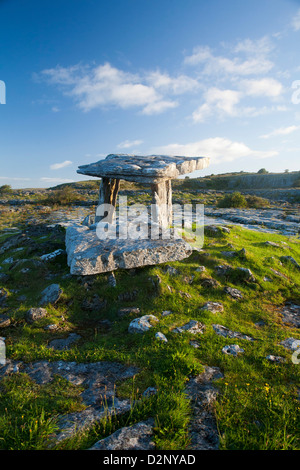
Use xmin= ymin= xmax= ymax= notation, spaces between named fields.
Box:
xmin=1 ymin=0 xmax=300 ymax=188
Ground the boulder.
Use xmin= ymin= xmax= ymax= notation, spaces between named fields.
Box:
xmin=200 ymin=302 xmax=224 ymax=314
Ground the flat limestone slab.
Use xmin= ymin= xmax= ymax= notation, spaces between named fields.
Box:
xmin=77 ymin=154 xmax=210 ymax=183
xmin=65 ymin=224 xmax=193 ymax=275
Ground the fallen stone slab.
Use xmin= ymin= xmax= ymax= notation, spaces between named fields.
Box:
xmin=89 ymin=418 xmax=155 ymax=450
xmin=65 ymin=224 xmax=193 ymax=275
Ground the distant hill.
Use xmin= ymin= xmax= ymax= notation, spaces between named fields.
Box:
xmin=49 ymin=170 xmax=300 ymax=192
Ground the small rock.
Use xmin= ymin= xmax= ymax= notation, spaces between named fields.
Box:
xmin=128 ymin=315 xmax=159 ymax=334
xmin=118 ymin=307 xmax=140 ymax=317
xmin=48 ymin=333 xmax=81 ymax=351
xmin=107 ymin=272 xmax=116 ymax=287
xmin=26 ymin=307 xmax=47 ymax=323
xmin=236 ymin=267 xmax=256 ymax=282
xmin=40 ymin=249 xmax=65 ymax=261
xmin=118 ymin=290 xmax=138 ymax=302
xmin=0 ymin=314 xmax=10 ymax=328
xmin=224 ymin=286 xmax=243 ymax=299
xmin=165 ymin=265 xmax=178 ymax=275
xmin=0 ymin=288 xmax=8 ymax=305
xmin=200 ymin=278 xmax=220 ymax=289
xmin=264 ymin=241 xmax=281 ymax=247
xmin=161 ymin=310 xmax=172 ymax=317
xmin=88 ymin=419 xmax=155 ymax=451
xmin=280 ymin=337 xmax=300 ymax=351
xmin=190 ymin=340 xmax=200 ymax=348
xmin=195 ymin=266 xmax=206 ymax=273
xmin=143 ymin=387 xmax=157 ymax=397
xmin=172 ymin=320 xmax=205 ymax=335
xmin=39 ymin=284 xmax=62 ymax=306
xmin=155 ymin=332 xmax=168 ymax=342
xmin=280 ymin=256 xmax=300 ymax=270
xmin=266 ymin=355 xmax=286 ymax=363
xmin=215 ymin=264 xmax=232 ymax=276
xmin=222 ymin=344 xmax=244 ymax=356
xmin=200 ymin=302 xmax=224 ymax=314
xmin=213 ymin=324 xmax=253 ymax=341
xmin=44 ymin=324 xmax=59 ymax=331
xmin=263 ymin=276 xmax=273 ymax=282
xmin=81 ymin=295 xmax=107 ymax=311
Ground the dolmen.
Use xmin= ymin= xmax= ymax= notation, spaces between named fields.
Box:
xmin=65 ymin=154 xmax=210 ymax=275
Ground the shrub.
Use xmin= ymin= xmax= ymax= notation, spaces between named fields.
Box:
xmin=45 ymin=187 xmax=82 ymax=205
xmin=217 ymin=192 xmax=248 ymax=208
xmin=0 ymin=184 xmax=12 ymax=194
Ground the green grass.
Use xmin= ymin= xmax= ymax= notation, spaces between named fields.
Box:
xmin=0 ymin=213 xmax=299 ymax=450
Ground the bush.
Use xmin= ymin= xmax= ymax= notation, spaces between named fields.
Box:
xmin=0 ymin=184 xmax=12 ymax=194
xmin=45 ymin=187 xmax=82 ymax=205
xmin=217 ymin=192 xmax=248 ymax=208
xmin=245 ymin=195 xmax=270 ymax=208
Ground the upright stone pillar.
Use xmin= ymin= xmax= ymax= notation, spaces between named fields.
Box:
xmin=150 ymin=179 xmax=173 ymax=228
xmin=95 ymin=177 xmax=120 ymax=223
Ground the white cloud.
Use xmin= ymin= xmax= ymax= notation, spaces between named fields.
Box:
xmin=184 ymin=40 xmax=274 ymax=76
xmin=50 ymin=160 xmax=73 ymax=170
xmin=291 ymin=9 xmax=300 ymax=31
xmin=192 ymin=87 xmax=242 ymax=122
xmin=146 ymin=70 xmax=200 ymax=94
xmin=39 ymin=62 xmax=178 ymax=115
xmin=241 ymin=78 xmax=283 ymax=98
xmin=153 ymin=137 xmax=278 ymax=165
xmin=117 ymin=139 xmax=144 ymax=149
xmin=260 ymin=125 xmax=300 ymax=139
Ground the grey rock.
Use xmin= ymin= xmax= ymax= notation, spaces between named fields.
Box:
xmin=128 ymin=315 xmax=159 ymax=334
xmin=213 ymin=324 xmax=253 ymax=341
xmin=107 ymin=272 xmax=117 ymax=287
xmin=185 ymin=366 xmax=223 ymax=450
xmin=48 ymin=333 xmax=81 ymax=350
xmin=224 ymin=286 xmax=243 ymax=299
xmin=280 ymin=303 xmax=300 ymax=328
xmin=266 ymin=355 xmax=286 ymax=363
xmin=0 ymin=314 xmax=10 ymax=328
xmin=39 ymin=284 xmax=62 ymax=306
xmin=118 ymin=307 xmax=140 ymax=317
xmin=195 ymin=265 xmax=206 ymax=272
xmin=155 ymin=331 xmax=168 ymax=342
xmin=280 ymin=337 xmax=300 ymax=351
xmin=200 ymin=278 xmax=220 ymax=289
xmin=40 ymin=249 xmax=65 ymax=261
xmin=172 ymin=320 xmax=205 ymax=335
xmin=222 ymin=344 xmax=244 ymax=356
xmin=200 ymin=302 xmax=224 ymax=314
xmin=0 ymin=288 xmax=8 ymax=305
xmin=280 ymin=256 xmax=300 ymax=270
xmin=81 ymin=295 xmax=107 ymax=311
xmin=89 ymin=419 xmax=155 ymax=450
xmin=143 ymin=387 xmax=157 ymax=397
xmin=26 ymin=307 xmax=47 ymax=323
